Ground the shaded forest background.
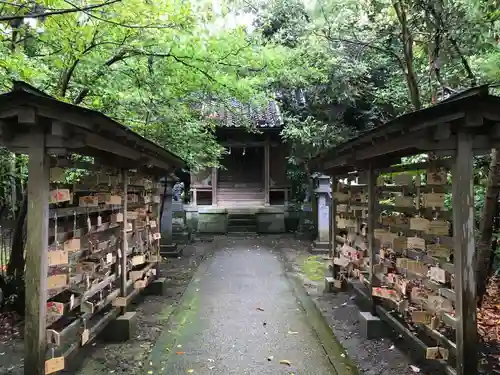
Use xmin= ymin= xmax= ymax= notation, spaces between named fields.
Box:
xmin=0 ymin=0 xmax=499 ymax=310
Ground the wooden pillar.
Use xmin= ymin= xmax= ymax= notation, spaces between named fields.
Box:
xmin=25 ymin=132 xmax=50 ymax=375
xmin=367 ymin=166 xmax=377 ymax=313
xmin=211 ymin=168 xmax=217 ymax=206
xmin=452 ymin=128 xmax=477 ymax=375
xmin=120 ymin=169 xmax=128 ymax=307
xmin=264 ymin=138 xmax=270 ymax=206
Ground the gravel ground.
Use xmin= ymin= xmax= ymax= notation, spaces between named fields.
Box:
xmin=1 ymin=234 xmax=489 ymax=375
xmin=0 ymin=239 xmax=215 ymax=375
xmin=273 ymin=236 xmax=433 ymax=375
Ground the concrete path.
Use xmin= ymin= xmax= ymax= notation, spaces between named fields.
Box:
xmin=147 ymin=239 xmax=336 ymax=375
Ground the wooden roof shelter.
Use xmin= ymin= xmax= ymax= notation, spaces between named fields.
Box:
xmin=1 ymin=81 xmax=184 ymax=173
xmin=311 ymin=85 xmax=500 ymax=375
xmin=0 ymin=81 xmax=184 ymax=375
xmin=314 ymin=85 xmax=500 ymax=174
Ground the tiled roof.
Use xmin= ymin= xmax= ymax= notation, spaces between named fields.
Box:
xmin=202 ymin=99 xmax=284 ymax=128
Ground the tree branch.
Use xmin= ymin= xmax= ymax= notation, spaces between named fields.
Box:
xmin=63 ymin=0 xmax=177 ymax=29
xmin=0 ymin=0 xmax=121 ymax=22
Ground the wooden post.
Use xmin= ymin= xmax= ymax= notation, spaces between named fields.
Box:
xmin=367 ymin=166 xmax=377 ymax=313
xmin=120 ymin=169 xmax=128 ymax=312
xmin=25 ymin=132 xmax=50 ymax=375
xmin=211 ymin=168 xmax=217 ymax=206
xmin=264 ymin=138 xmax=270 ymax=206
xmin=452 ymin=129 xmax=478 ymax=375
xmin=329 ymin=175 xmax=337 ymax=272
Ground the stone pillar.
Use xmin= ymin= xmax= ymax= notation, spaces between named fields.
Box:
xmin=211 ymin=168 xmax=217 ymax=206
xmin=312 ymin=174 xmax=331 ymax=253
xmin=264 ymin=138 xmax=270 ymax=206
xmin=160 ymin=178 xmax=178 ymax=255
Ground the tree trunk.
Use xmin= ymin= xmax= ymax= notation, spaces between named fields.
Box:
xmin=7 ymin=190 xmax=27 ymax=284
xmin=477 ymin=148 xmax=500 ymax=306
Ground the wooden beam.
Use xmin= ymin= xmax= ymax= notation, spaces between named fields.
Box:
xmin=452 ymin=128 xmax=478 ymax=375
xmin=120 ymin=169 xmax=128 ymax=314
xmin=85 ymin=132 xmax=143 ymax=160
xmin=2 ymin=133 xmax=85 ymax=149
xmin=367 ymin=166 xmax=377 ymax=313
xmin=24 ymin=131 xmax=50 ymax=375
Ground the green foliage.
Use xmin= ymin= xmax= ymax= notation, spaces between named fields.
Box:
xmin=0 ymin=0 xmax=290 ymax=169
xmin=240 ymin=0 xmax=499 ymax=167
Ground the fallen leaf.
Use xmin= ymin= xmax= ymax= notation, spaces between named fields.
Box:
xmin=257 ymin=308 xmax=265 ymax=311
xmin=187 ymin=370 xmax=194 ymax=374
xmin=176 ymin=352 xmax=185 ymax=355
xmin=410 ymin=365 xmax=420 ymax=373
xmin=280 ymin=360 xmax=292 ymax=366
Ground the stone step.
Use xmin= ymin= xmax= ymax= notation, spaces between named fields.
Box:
xmin=227 ymin=225 xmax=257 ymax=233
xmin=227 ymin=217 xmax=256 ymax=224
xmin=226 ymin=232 xmax=258 ymax=237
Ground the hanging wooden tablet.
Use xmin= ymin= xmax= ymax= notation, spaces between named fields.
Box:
xmin=396 ymin=257 xmax=408 ymax=269
xmin=426 ymin=244 xmax=452 ymax=259
xmin=406 ymin=260 xmax=428 ymax=276
xmin=392 ymin=236 xmax=407 ymax=251
xmin=333 ymin=192 xmax=349 ymax=202
xmin=407 ymin=236 xmax=425 ymax=250
xmin=427 ymin=295 xmax=453 ymax=313
xmin=45 ymin=357 xmax=64 ymax=374
xmin=47 ymin=274 xmax=68 ymax=290
xmin=127 ymin=211 xmax=138 ymax=220
xmin=427 ymin=169 xmax=447 ymax=185
xmin=410 ymin=217 xmax=429 ymax=231
xmin=50 ymin=167 xmax=65 ymax=182
xmin=334 ymin=255 xmax=350 ymax=267
xmin=393 ymin=173 xmax=413 ymax=186
xmin=337 ymin=217 xmax=346 ymax=229
xmin=48 ymin=250 xmax=69 ymax=266
xmin=376 ymin=175 xmax=385 ymax=186
xmin=426 ymin=347 xmax=449 ymax=360
xmin=423 ymin=193 xmax=446 ymax=209
xmin=81 ymin=329 xmax=90 ymax=346
xmin=429 ymin=266 xmax=446 ymax=283
xmin=426 ymin=220 xmax=449 ymax=235
xmin=79 ymin=195 xmax=98 ymax=207
xmin=49 ymin=189 xmax=71 ymax=204
xmin=411 ymin=310 xmax=432 ymax=324
xmin=395 ymin=276 xmax=408 ymax=294
xmin=337 ymin=204 xmax=348 ymax=213
xmin=394 ymin=196 xmax=414 ymax=207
